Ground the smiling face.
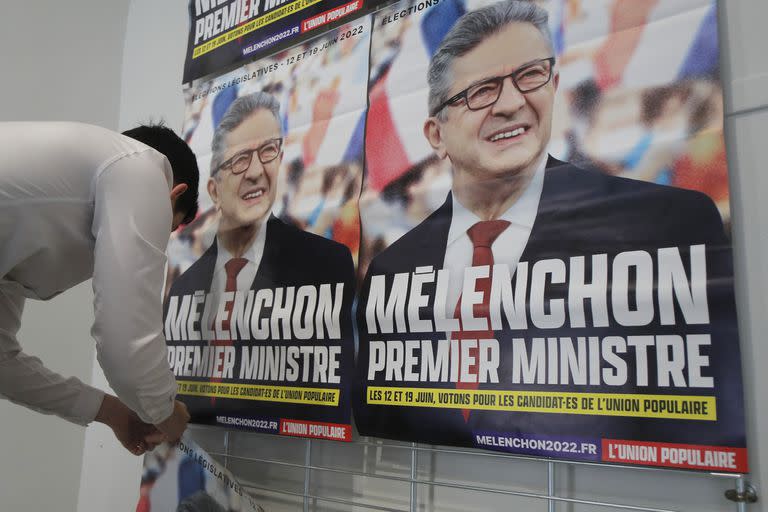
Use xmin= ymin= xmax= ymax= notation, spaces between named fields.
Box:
xmin=208 ymin=108 xmax=282 ymax=230
xmin=424 ymin=22 xmax=558 ymax=189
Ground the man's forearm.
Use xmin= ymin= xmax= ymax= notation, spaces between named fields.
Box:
xmin=0 ymin=350 xmax=104 ymax=425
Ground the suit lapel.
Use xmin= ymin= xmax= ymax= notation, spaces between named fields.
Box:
xmin=250 ymin=215 xmax=283 ymax=289
xmin=196 ymin=239 xmax=219 ymax=293
xmin=416 ymin=194 xmax=453 ymax=318
xmin=520 ymin=156 xmax=580 ymax=263
xmin=419 ymin=193 xmax=453 ymax=270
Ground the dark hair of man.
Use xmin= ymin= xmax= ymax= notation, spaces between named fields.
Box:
xmin=427 ymin=0 xmax=553 ymax=120
xmin=122 ymin=123 xmax=200 ymax=225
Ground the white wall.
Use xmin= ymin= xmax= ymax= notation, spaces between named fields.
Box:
xmin=0 ymin=1 xmax=129 ymax=511
xmin=75 ymin=0 xmax=768 ymax=510
xmin=116 ymin=0 xmax=189 ymax=132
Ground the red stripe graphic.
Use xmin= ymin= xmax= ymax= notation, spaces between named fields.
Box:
xmin=365 ymin=73 xmax=411 ymax=192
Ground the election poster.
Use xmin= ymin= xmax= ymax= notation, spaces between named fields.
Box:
xmin=137 ymin=435 xmax=265 ymax=512
xmin=184 ymin=0 xmax=376 ymax=82
xmin=353 ymin=0 xmax=748 ymax=472
xmin=174 ymin=0 xmax=749 ymax=472
xmin=166 ymin=20 xmax=371 ymax=441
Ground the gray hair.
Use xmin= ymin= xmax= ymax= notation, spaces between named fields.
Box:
xmin=210 ymin=91 xmax=282 ymax=175
xmin=427 ymin=0 xmax=553 ymax=119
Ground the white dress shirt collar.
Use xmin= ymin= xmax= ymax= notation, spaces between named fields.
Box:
xmin=213 ymin=217 xmax=269 ymax=280
xmin=446 ymin=152 xmax=548 ymax=245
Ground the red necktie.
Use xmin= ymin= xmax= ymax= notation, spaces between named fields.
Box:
xmin=210 ymin=257 xmax=248 ymax=404
xmin=452 ymin=220 xmax=510 ymax=422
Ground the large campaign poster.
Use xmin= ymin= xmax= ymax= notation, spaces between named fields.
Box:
xmin=354 ymin=0 xmax=748 ymax=472
xmin=184 ymin=0 xmax=375 ymax=82
xmin=137 ymin=436 xmax=265 ymax=511
xmin=166 ymin=20 xmax=371 ymax=441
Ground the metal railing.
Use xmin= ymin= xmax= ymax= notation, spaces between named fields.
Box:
xmin=189 ymin=425 xmax=755 ymax=512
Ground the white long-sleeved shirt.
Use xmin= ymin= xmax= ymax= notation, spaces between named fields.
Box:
xmin=0 ymin=122 xmax=177 ymax=425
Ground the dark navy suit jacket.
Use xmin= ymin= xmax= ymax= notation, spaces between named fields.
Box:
xmin=354 ymin=157 xmax=744 ymax=449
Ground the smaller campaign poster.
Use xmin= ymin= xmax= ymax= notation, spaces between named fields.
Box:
xmin=137 ymin=435 xmax=265 ymax=512
xmin=166 ymin=21 xmax=371 ymax=441
xmin=354 ymin=0 xmax=748 ymax=473
xmin=183 ymin=0 xmax=374 ymax=82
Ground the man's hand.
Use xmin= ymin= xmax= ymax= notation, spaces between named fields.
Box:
xmin=155 ymin=400 xmax=190 ymax=443
xmin=94 ymin=394 xmax=166 ymax=455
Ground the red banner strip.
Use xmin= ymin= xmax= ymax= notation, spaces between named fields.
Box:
xmin=279 ymin=418 xmax=353 ymax=441
xmin=301 ymin=0 xmax=363 ymax=32
xmin=602 ymin=439 xmax=748 ymax=472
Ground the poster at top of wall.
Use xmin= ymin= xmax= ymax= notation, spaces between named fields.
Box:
xmin=183 ymin=0 xmax=384 ymax=82
xmin=353 ymin=0 xmax=748 ymax=472
xmin=167 ymin=20 xmax=371 ymax=440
